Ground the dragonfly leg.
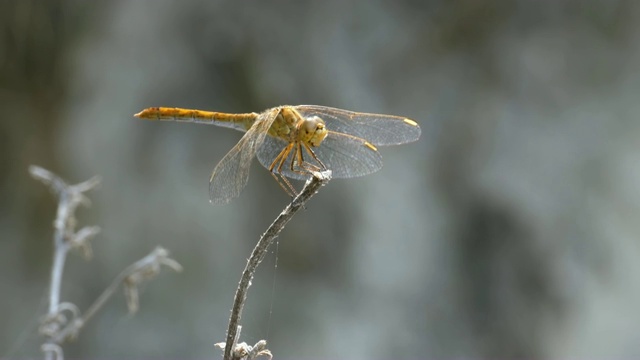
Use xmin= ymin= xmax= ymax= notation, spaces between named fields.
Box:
xmin=275 ymin=144 xmax=300 ymax=197
xmin=269 ymin=143 xmax=297 ymax=197
xmin=268 ymin=143 xmax=289 ymax=173
xmin=290 ymin=142 xmax=318 ymax=176
xmin=301 ymin=143 xmax=327 ymax=172
xmin=291 ymin=143 xmax=307 ymax=172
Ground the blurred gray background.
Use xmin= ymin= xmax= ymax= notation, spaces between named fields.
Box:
xmin=2 ymin=0 xmax=640 ymax=359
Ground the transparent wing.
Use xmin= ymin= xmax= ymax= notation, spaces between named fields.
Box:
xmin=294 ymin=105 xmax=421 ymax=146
xmin=208 ymin=108 xmax=280 ymax=204
xmin=257 ymin=131 xmax=383 ymax=180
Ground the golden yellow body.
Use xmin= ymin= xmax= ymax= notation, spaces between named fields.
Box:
xmin=135 ymin=105 xmax=421 ymax=204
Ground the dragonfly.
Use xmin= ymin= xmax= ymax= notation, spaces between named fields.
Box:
xmin=135 ymin=105 xmax=421 ymax=204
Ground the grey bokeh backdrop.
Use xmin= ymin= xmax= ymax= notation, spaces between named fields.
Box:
xmin=2 ymin=0 xmax=640 ymax=358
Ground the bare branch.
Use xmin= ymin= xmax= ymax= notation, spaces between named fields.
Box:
xmin=31 ymin=166 xmax=101 ymax=360
xmin=32 ymin=166 xmax=181 ymax=359
xmin=50 ymin=247 xmax=182 ymax=343
xmin=223 ymin=170 xmax=331 ymax=360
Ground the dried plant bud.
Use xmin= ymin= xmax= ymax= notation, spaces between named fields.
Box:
xmin=123 ymin=280 xmax=140 ymax=314
xmin=121 ymin=247 xmax=182 ymax=313
xmin=69 ymin=226 xmax=101 ymax=260
xmin=39 ymin=302 xmax=81 ymax=339
xmin=215 ymin=340 xmax=272 ymax=360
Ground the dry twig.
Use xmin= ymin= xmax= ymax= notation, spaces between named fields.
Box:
xmin=221 ymin=170 xmax=331 ymax=360
xmin=30 ymin=166 xmax=182 ymax=360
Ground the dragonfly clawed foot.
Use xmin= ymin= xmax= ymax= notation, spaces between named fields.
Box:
xmin=273 ymin=172 xmax=299 ymax=199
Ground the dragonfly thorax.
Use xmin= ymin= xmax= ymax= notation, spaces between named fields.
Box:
xmin=269 ymin=107 xmax=298 ymax=138
xmin=270 ymin=107 xmax=328 ymax=147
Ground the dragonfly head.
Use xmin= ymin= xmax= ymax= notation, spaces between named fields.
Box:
xmin=301 ymin=116 xmax=328 ymax=147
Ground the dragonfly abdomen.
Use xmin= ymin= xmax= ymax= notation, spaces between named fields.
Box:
xmin=135 ymin=107 xmax=258 ymax=132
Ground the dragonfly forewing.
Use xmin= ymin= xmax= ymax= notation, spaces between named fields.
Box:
xmin=295 ymin=105 xmax=421 ymax=146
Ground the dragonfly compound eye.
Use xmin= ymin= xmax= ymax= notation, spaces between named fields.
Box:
xmin=303 ymin=117 xmax=327 ymax=147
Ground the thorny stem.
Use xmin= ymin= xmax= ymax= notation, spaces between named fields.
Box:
xmin=223 ymin=170 xmax=331 ymax=360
